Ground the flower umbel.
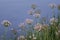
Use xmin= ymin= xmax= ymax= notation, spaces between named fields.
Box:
xmin=28 ymin=9 xmax=34 ymax=15
xmin=17 ymin=35 xmax=25 ymax=40
xmin=19 ymin=23 xmax=25 ymax=29
xmin=50 ymin=17 xmax=58 ymax=25
xmin=49 ymin=3 xmax=56 ymax=9
xmin=25 ymin=19 xmax=33 ymax=24
xmin=34 ymin=23 xmax=42 ymax=31
xmin=33 ymin=13 xmax=40 ymax=18
xmin=31 ymin=4 xmax=37 ymax=9
xmin=1 ymin=20 xmax=11 ymax=27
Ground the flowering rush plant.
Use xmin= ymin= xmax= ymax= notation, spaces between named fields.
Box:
xmin=1 ymin=3 xmax=60 ymax=40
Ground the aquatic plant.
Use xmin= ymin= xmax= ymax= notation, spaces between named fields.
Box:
xmin=1 ymin=3 xmax=60 ymax=40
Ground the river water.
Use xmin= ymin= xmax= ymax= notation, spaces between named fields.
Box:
xmin=0 ymin=0 xmax=60 ymax=40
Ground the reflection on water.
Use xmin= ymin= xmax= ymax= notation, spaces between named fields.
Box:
xmin=0 ymin=0 xmax=60 ymax=40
